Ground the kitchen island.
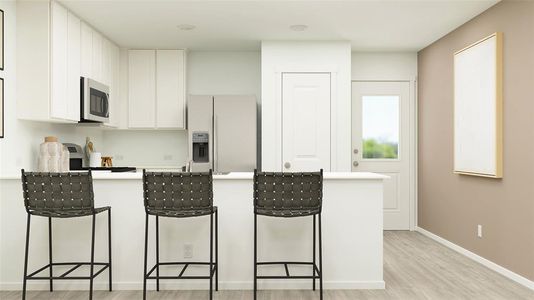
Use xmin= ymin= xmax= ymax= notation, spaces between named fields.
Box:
xmin=0 ymin=172 xmax=386 ymax=291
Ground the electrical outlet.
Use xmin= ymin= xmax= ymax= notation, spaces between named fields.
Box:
xmin=184 ymin=243 xmax=193 ymax=259
xmin=115 ymin=154 xmax=124 ymax=161
xmin=164 ymin=154 xmax=173 ymax=161
xmin=477 ymin=225 xmax=483 ymax=238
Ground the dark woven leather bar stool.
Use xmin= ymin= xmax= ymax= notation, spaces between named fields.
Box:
xmin=253 ymin=169 xmax=324 ymax=300
xmin=142 ymin=170 xmax=218 ymax=300
xmin=20 ymin=170 xmax=112 ymax=300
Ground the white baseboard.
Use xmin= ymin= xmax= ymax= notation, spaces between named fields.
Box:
xmin=416 ymin=226 xmax=534 ymax=291
xmin=0 ymin=280 xmax=385 ymax=291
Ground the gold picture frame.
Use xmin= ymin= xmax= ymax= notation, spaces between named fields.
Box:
xmin=0 ymin=78 xmax=3 ymax=138
xmin=453 ymin=32 xmax=503 ymax=178
xmin=0 ymin=9 xmax=3 ymax=71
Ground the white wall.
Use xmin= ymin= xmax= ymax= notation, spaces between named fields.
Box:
xmin=351 ymin=52 xmax=417 ymax=80
xmin=261 ymin=41 xmax=352 ymax=172
xmin=0 ymin=1 xmax=103 ymax=178
xmin=187 ymin=51 xmax=260 ymax=98
xmin=102 ymin=130 xmax=188 ymax=167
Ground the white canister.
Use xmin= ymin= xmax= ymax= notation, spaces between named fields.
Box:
xmin=89 ymin=152 xmax=102 ymax=168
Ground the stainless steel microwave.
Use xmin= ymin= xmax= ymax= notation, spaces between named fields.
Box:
xmin=80 ymin=77 xmax=109 ymax=123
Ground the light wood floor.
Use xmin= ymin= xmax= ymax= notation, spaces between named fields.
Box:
xmin=2 ymin=231 xmax=533 ymax=299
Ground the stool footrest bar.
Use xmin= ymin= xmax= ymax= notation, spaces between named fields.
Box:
xmin=145 ymin=262 xmax=217 ymax=280
xmin=256 ymin=261 xmax=321 ymax=279
xmin=26 ymin=263 xmax=109 ymax=280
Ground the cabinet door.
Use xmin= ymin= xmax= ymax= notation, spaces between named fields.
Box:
xmin=102 ymin=38 xmax=112 ymax=86
xmin=66 ymin=11 xmax=81 ymax=122
xmin=50 ymin=1 xmax=68 ymax=120
xmin=80 ymin=22 xmax=92 ymax=78
xmin=128 ymin=50 xmax=156 ymax=128
xmin=105 ymin=44 xmax=120 ymax=127
xmin=156 ymin=50 xmax=185 ymax=128
xmin=91 ymin=31 xmax=102 ymax=82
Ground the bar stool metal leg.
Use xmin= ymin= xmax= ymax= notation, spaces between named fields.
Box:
xmin=209 ymin=212 xmax=213 ymax=300
xmin=215 ymin=209 xmax=219 ymax=291
xmin=156 ymin=215 xmax=160 ymax=292
xmin=108 ymin=208 xmax=113 ymax=291
xmin=48 ymin=217 xmax=53 ymax=292
xmin=89 ymin=213 xmax=96 ymax=300
xmin=253 ymin=213 xmax=257 ymax=300
xmin=143 ymin=213 xmax=149 ymax=300
xmin=22 ymin=214 xmax=31 ymax=300
xmin=313 ymin=214 xmax=316 ymax=291
xmin=319 ymin=214 xmax=323 ymax=300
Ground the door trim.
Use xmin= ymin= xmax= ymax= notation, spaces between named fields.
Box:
xmin=352 ymin=79 xmax=417 ymax=231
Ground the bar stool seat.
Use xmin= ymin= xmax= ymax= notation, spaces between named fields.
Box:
xmin=255 ymin=207 xmax=320 ymax=217
xmin=147 ymin=206 xmax=217 ymax=218
xmin=28 ymin=206 xmax=111 ymax=218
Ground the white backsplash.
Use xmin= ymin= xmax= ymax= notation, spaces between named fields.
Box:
xmin=101 ymin=130 xmax=188 ymax=168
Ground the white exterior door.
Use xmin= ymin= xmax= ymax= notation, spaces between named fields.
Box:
xmin=282 ymin=73 xmax=331 ymax=172
xmin=352 ymin=81 xmax=411 ymax=230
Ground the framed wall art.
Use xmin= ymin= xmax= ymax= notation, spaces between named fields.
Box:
xmin=453 ymin=32 xmax=503 ymax=178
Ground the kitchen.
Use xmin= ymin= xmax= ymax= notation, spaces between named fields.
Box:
xmin=4 ymin=1 xmax=530 ymax=300
xmin=1 ymin=1 xmax=389 ymax=297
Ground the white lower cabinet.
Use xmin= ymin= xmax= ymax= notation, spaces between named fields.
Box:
xmin=128 ymin=49 xmax=186 ymax=129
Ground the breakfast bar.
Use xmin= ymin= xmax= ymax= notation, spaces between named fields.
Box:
xmin=0 ymin=171 xmax=385 ymax=291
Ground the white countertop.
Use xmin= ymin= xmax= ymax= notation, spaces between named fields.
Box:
xmin=0 ymin=170 xmax=388 ymax=180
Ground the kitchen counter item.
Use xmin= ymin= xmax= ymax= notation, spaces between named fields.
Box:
xmin=101 ymin=156 xmax=113 ymax=167
xmin=38 ymin=136 xmax=69 ymax=172
xmin=90 ymin=152 xmax=102 ymax=168
xmin=63 ymin=143 xmax=84 ymax=170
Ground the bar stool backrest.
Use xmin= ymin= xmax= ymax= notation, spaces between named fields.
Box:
xmin=21 ymin=169 xmax=95 ymax=213
xmin=253 ymin=169 xmax=323 ymax=217
xmin=142 ymin=170 xmax=213 ymax=213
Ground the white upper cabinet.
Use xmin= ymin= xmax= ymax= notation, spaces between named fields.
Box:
xmin=17 ymin=0 xmax=79 ymax=122
xmin=128 ymin=50 xmax=156 ymax=128
xmin=80 ymin=22 xmax=93 ymax=78
xmin=105 ymin=44 xmax=121 ymax=128
xmin=17 ymin=0 xmax=120 ymax=124
xmin=128 ymin=49 xmax=186 ymax=129
xmin=66 ymin=11 xmax=81 ymax=122
xmin=156 ymin=50 xmax=186 ymax=128
xmin=91 ymin=31 xmax=103 ymax=83
xmin=50 ymin=1 xmax=68 ymax=120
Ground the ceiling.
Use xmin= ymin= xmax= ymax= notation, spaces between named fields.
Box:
xmin=61 ymin=0 xmax=500 ymax=51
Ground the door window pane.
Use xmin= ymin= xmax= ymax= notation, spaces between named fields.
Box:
xmin=362 ymin=96 xmax=399 ymax=159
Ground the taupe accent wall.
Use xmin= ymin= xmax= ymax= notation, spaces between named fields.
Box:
xmin=418 ymin=0 xmax=534 ymax=281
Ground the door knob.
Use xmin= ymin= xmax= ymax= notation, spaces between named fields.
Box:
xmin=284 ymin=162 xmax=291 ymax=169
xmin=353 ymin=161 xmax=359 ymax=167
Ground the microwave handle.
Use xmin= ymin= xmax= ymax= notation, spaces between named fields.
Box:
xmin=103 ymin=94 xmax=109 ymax=117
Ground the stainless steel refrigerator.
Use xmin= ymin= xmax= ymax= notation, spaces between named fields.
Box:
xmin=188 ymin=95 xmax=257 ymax=173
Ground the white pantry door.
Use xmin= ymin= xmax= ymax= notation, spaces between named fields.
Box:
xmin=282 ymin=73 xmax=331 ymax=172
xmin=352 ymin=81 xmax=411 ymax=230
